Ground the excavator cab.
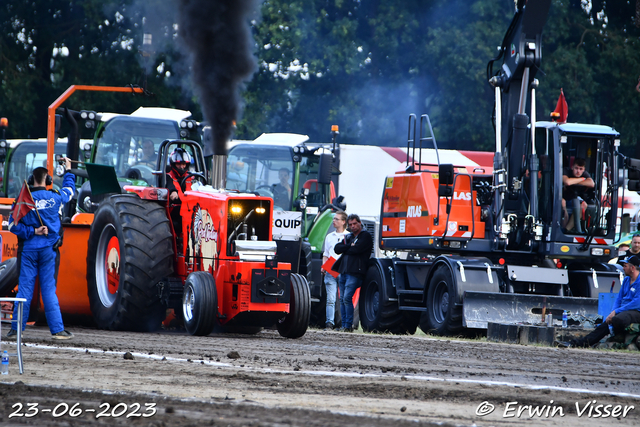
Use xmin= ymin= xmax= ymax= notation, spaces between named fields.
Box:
xmin=528 ymin=122 xmax=619 ymax=252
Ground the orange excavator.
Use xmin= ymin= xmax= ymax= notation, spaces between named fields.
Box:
xmin=358 ymin=0 xmax=640 ymax=335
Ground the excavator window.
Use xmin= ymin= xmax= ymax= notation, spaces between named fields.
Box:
xmin=560 ymin=134 xmax=613 ymax=235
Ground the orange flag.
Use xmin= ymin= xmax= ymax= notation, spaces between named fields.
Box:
xmin=551 ymin=88 xmax=568 ymax=123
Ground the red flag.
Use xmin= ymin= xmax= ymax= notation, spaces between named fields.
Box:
xmin=551 ymin=88 xmax=568 ymax=123
xmin=11 ymin=181 xmax=36 ymax=224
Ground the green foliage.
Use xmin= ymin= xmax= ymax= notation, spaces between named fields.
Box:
xmin=2 ymin=0 xmax=640 ymax=152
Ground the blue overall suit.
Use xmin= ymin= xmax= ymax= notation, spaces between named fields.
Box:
xmin=8 ymin=172 xmax=75 ymax=334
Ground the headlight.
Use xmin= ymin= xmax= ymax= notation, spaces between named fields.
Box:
xmin=230 ymin=205 xmax=242 ymax=215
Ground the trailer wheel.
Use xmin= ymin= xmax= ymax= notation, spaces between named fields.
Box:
xmin=422 ymin=267 xmax=463 ymax=336
xmin=359 ymin=265 xmax=417 ymax=334
xmin=183 ymin=271 xmax=217 ymax=336
xmin=0 ymin=258 xmax=19 ymax=296
xmin=87 ymin=194 xmax=174 ymax=332
xmin=277 ymin=273 xmax=310 ymax=338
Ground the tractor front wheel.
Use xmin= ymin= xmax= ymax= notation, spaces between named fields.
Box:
xmin=277 ymin=273 xmax=310 ymax=338
xmin=87 ymin=194 xmax=174 ymax=331
xmin=183 ymin=271 xmax=217 ymax=336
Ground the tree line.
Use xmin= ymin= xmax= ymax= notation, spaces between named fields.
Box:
xmin=1 ymin=0 xmax=639 ymax=154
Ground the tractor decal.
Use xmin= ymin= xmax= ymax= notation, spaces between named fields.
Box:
xmin=189 ymin=203 xmax=218 ymax=273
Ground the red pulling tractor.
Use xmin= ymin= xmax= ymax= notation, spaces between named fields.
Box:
xmin=1 ymin=85 xmax=311 ymax=338
xmin=88 ymin=138 xmax=310 ymax=337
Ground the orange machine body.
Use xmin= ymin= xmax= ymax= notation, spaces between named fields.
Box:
xmin=381 ymin=169 xmax=485 ymax=241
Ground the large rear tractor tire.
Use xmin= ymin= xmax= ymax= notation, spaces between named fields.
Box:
xmin=87 ymin=194 xmax=174 ymax=331
xmin=183 ymin=271 xmax=217 ymax=336
xmin=420 ymin=267 xmax=463 ymax=336
xmin=359 ymin=265 xmax=418 ymax=334
xmin=0 ymin=258 xmax=19 ymax=296
xmin=277 ymin=273 xmax=310 ymax=338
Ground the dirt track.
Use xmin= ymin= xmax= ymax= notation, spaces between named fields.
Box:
xmin=1 ymin=325 xmax=639 ymax=426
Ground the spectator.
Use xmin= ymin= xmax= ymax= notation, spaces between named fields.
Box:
xmin=5 ymin=159 xmax=76 ymax=340
xmin=332 ymin=214 xmax=373 ymax=332
xmin=611 ymin=242 xmax=631 ymax=265
xmin=622 ymin=235 xmax=640 ymax=258
xmin=558 ymin=255 xmax=640 ymax=348
xmin=562 ymin=157 xmax=594 ymax=233
xmin=321 ymin=211 xmax=348 ymax=330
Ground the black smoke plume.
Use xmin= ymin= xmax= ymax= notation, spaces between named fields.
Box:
xmin=177 ymin=0 xmax=260 ymax=155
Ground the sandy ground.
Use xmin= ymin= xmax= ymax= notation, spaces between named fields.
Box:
xmin=0 ymin=325 xmax=639 ymax=426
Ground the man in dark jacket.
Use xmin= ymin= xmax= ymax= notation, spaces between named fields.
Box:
xmin=333 ymin=214 xmax=373 ymax=332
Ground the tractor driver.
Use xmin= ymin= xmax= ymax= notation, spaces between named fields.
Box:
xmin=137 ymin=139 xmax=157 ymax=167
xmin=165 ymin=148 xmax=194 ymax=240
xmin=166 ymin=147 xmax=194 ymax=203
xmin=272 ymin=167 xmax=292 ymax=209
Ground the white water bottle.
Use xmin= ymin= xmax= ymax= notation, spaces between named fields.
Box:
xmin=1 ymin=350 xmax=8 ymax=375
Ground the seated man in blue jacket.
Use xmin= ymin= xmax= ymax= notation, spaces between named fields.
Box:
xmin=5 ymin=158 xmax=76 ymax=340
xmin=558 ymin=255 xmax=640 ymax=348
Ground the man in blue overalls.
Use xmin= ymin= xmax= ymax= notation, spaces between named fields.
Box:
xmin=5 ymin=158 xmax=76 ymax=340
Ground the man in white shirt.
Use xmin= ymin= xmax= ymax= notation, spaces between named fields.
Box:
xmin=321 ymin=211 xmax=348 ymax=330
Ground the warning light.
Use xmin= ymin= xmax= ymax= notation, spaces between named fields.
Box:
xmin=556 ymin=260 xmax=563 ymax=268
xmin=0 ymin=117 xmax=7 ymax=127
xmin=331 ymin=124 xmax=339 ymax=132
xmin=498 ymin=258 xmax=505 ymax=265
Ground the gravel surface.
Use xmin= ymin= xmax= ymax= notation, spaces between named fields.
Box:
xmin=0 ymin=325 xmax=639 ymax=426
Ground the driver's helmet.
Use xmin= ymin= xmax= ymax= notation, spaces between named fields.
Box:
xmin=170 ymin=148 xmax=192 ymax=175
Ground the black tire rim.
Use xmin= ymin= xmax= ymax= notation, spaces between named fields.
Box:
xmin=364 ymin=280 xmax=380 ymax=321
xmin=431 ymin=279 xmax=449 ymax=324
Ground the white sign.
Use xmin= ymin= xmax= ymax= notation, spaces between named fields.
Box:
xmin=272 ymin=210 xmax=303 ymax=241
